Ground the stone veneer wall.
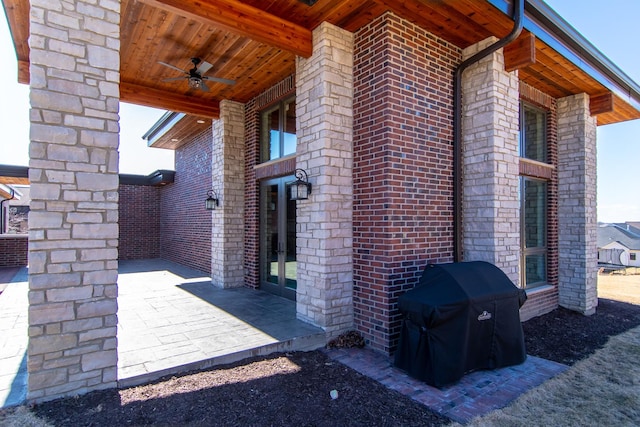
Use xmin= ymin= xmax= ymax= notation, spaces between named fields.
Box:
xmin=211 ymin=100 xmax=245 ymax=288
xmin=160 ymin=128 xmax=212 ymax=274
xmin=557 ymin=93 xmax=598 ymax=315
xmin=352 ymin=13 xmax=458 ymax=353
xmin=461 ymin=37 xmax=521 ymax=284
xmin=27 ymin=0 xmax=120 ymax=402
xmin=0 ymin=235 xmax=28 ymax=267
xmin=295 ymin=22 xmax=354 ymax=338
xmin=118 ymin=185 xmax=161 ymax=260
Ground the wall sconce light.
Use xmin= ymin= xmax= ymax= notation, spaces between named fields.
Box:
xmin=288 ymin=168 xmax=312 ymax=201
xmin=205 ymin=189 xmax=219 ymax=210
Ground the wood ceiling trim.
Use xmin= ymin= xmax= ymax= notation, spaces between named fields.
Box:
xmin=0 ymin=177 xmax=29 ymax=185
xmin=137 ymin=0 xmax=313 ymax=58
xmin=120 ymin=82 xmax=220 ymax=118
xmin=379 ymin=0 xmax=492 ymax=47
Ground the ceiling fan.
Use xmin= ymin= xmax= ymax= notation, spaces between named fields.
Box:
xmin=158 ymin=57 xmax=235 ymax=92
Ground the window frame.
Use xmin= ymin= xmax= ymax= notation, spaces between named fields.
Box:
xmin=519 ymin=102 xmax=548 ymax=164
xmin=519 ymin=100 xmax=550 ymax=289
xmin=259 ymin=95 xmax=297 ymax=164
xmin=520 ymin=176 xmax=548 ymax=289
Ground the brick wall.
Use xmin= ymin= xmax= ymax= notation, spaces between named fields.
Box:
xmin=0 ymin=235 xmax=28 ymax=267
xmin=0 ymin=184 xmax=162 ymax=267
xmin=160 ymin=129 xmax=212 ymax=274
xmin=118 ymin=185 xmax=161 ymax=260
xmin=352 ymin=13 xmax=459 ymax=353
xmin=244 ymin=97 xmax=260 ymax=289
xmin=520 ymin=286 xmax=558 ymax=321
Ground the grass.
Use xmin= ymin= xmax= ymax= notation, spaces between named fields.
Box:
xmin=454 ymin=324 xmax=640 ymax=426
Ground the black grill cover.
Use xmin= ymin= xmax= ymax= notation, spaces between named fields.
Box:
xmin=394 ymin=261 xmax=527 ymax=387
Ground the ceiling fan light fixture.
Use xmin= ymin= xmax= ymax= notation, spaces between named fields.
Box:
xmin=299 ymin=0 xmax=318 ymax=5
xmin=188 ymin=76 xmax=202 ymax=89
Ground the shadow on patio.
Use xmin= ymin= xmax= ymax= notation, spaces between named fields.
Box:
xmin=116 ymin=259 xmax=326 ymax=388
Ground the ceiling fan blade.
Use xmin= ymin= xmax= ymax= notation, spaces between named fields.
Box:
xmin=162 ymin=77 xmax=187 ymax=82
xmin=199 ymin=81 xmax=210 ymax=92
xmin=202 ymin=76 xmax=236 ymax=85
xmin=158 ymin=61 xmax=186 ymax=73
xmin=196 ymin=60 xmax=213 ymax=75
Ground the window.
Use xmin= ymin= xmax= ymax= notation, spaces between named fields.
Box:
xmin=519 ymin=101 xmax=549 ymax=289
xmin=521 ymin=177 xmax=547 ymax=288
xmin=520 ymin=103 xmax=547 ymax=163
xmin=631 ymin=253 xmax=637 ymax=262
xmin=260 ymin=97 xmax=296 ymax=163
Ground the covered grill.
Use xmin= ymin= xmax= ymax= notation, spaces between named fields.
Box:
xmin=394 ymin=261 xmax=527 ymax=387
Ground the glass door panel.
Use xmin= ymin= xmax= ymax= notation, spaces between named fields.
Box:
xmin=260 ymin=176 xmax=296 ymax=300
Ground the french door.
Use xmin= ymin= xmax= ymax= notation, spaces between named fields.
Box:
xmin=260 ymin=176 xmax=297 ymax=300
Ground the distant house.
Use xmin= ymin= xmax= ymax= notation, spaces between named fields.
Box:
xmin=0 ymin=184 xmax=28 ymax=234
xmin=598 ymin=223 xmax=640 ymax=267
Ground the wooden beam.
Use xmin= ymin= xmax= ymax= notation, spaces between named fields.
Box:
xmin=17 ymin=59 xmax=30 ymax=85
xmin=137 ymin=0 xmax=313 ymax=58
xmin=590 ymin=92 xmax=615 ymax=116
xmin=504 ymin=32 xmax=536 ymax=72
xmin=120 ymin=82 xmax=220 ymax=118
xmin=0 ymin=177 xmax=30 ymax=185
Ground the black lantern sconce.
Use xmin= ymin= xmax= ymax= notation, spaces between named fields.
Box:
xmin=288 ymin=168 xmax=312 ymax=201
xmin=205 ymin=189 xmax=220 ymax=210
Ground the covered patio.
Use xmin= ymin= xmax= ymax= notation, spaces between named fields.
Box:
xmin=2 ymin=0 xmax=640 ymax=403
xmin=0 ymin=259 xmax=325 ymax=407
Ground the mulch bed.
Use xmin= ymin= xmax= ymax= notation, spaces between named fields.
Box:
xmin=4 ymin=297 xmax=640 ymax=426
xmin=523 ymin=298 xmax=640 ymax=365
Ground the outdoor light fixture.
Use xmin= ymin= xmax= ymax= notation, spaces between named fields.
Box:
xmin=205 ymin=189 xmax=219 ymax=210
xmin=298 ymin=0 xmax=318 ymax=5
xmin=288 ymin=168 xmax=312 ymax=201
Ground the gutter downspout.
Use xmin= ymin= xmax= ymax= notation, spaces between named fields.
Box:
xmin=452 ymin=0 xmax=525 ymax=262
xmin=0 ymin=188 xmax=16 ymax=234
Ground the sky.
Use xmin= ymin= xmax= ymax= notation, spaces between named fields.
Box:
xmin=0 ymin=1 xmax=638 ymax=222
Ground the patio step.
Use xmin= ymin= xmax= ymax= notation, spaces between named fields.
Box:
xmin=117 ymin=331 xmax=326 ymax=389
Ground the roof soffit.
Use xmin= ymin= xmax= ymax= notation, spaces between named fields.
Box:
xmin=1 ymin=0 xmax=638 ymax=125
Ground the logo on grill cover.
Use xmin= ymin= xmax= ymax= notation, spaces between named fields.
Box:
xmin=477 ymin=311 xmax=492 ymax=321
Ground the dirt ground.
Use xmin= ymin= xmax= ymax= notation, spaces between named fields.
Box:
xmin=1 ymin=272 xmax=639 ymax=426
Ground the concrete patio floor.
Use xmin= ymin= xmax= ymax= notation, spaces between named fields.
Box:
xmin=0 ymin=259 xmax=326 ymax=408
xmin=116 ymin=259 xmax=325 ymax=387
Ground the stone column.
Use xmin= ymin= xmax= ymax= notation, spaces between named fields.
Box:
xmin=461 ymin=37 xmax=521 ymax=284
xmin=211 ymin=100 xmax=245 ymax=288
xmin=557 ymin=93 xmax=598 ymax=315
xmin=295 ymin=22 xmax=354 ymax=338
xmin=27 ymin=0 xmax=120 ymax=402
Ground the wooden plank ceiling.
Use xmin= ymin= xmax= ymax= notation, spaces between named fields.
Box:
xmin=2 ymin=0 xmax=639 ymax=135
